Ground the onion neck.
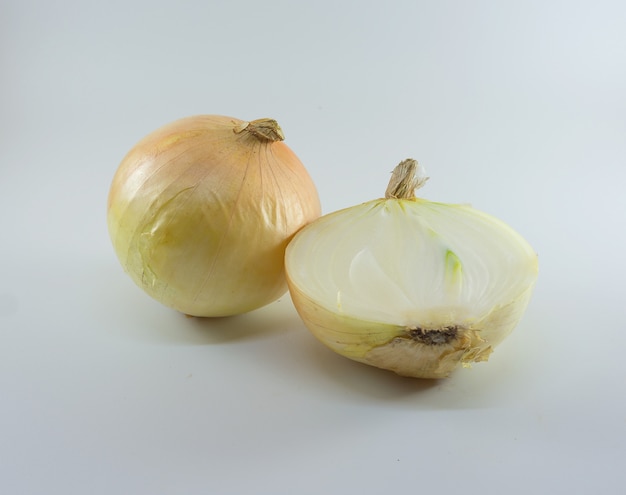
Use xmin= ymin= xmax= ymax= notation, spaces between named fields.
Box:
xmin=234 ymin=118 xmax=285 ymax=142
xmin=385 ymin=158 xmax=429 ymax=199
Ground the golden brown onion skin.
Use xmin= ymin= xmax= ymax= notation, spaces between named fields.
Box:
xmin=107 ymin=115 xmax=321 ymax=317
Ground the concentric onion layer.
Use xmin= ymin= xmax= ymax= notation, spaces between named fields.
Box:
xmin=108 ymin=115 xmax=321 ymax=317
xmin=285 ymin=198 xmax=538 ymax=377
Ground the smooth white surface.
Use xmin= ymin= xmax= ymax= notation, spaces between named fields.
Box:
xmin=2 ymin=1 xmax=625 ymax=494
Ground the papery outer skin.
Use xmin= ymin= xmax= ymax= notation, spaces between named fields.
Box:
xmin=107 ymin=115 xmax=321 ymax=317
xmin=285 ymin=197 xmax=538 ymax=378
xmin=287 ymin=276 xmax=536 ymax=378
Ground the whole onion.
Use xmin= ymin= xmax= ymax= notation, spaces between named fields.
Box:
xmin=107 ymin=115 xmax=321 ymax=317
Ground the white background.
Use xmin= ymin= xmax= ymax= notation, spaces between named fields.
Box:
xmin=2 ymin=0 xmax=625 ymax=494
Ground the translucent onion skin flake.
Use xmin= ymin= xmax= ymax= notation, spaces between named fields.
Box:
xmin=285 ymin=159 xmax=538 ymax=379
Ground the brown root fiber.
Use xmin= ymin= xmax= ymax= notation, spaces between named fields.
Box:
xmin=407 ymin=326 xmax=459 ymax=346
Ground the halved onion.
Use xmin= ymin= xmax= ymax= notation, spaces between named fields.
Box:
xmin=285 ymin=159 xmax=538 ymax=378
